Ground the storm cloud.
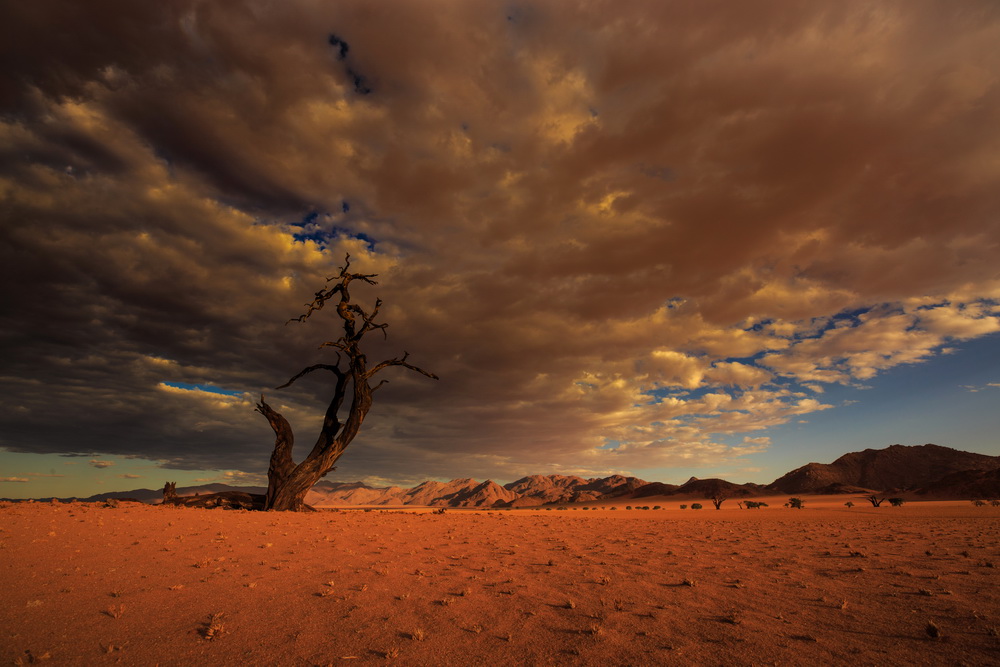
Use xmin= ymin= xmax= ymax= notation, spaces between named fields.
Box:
xmin=2 ymin=0 xmax=999 ymax=485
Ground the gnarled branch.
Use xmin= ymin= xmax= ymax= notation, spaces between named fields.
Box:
xmin=285 ymin=254 xmax=380 ymax=325
xmin=275 ymin=361 xmax=345 ymax=390
xmin=255 ymin=396 xmax=295 ymax=509
xmin=367 ymin=351 xmax=439 ymax=381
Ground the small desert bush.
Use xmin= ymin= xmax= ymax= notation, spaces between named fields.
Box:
xmin=679 ymin=504 xmax=687 ymax=509
xmin=888 ymin=498 xmax=905 ymax=507
xmin=653 ymin=505 xmax=661 ymax=510
xmin=972 ymin=500 xmax=987 ymax=507
xmin=201 ymin=613 xmax=226 ymax=640
xmin=788 ymin=498 xmax=804 ymax=509
xmin=690 ymin=503 xmax=703 ymax=510
xmin=844 ymin=501 xmax=854 ymax=508
xmin=626 ymin=506 xmax=633 ymax=510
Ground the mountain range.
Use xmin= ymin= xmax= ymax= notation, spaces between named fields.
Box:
xmin=13 ymin=444 xmax=1000 ymax=507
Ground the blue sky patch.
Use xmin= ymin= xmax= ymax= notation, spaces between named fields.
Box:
xmin=162 ymin=382 xmax=243 ymax=397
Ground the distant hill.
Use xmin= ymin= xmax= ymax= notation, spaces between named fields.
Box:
xmin=768 ymin=444 xmax=1000 ymax=494
xmin=630 ymin=477 xmax=765 ymax=499
xmin=305 ymin=475 xmax=647 ymax=508
xmin=914 ymin=467 xmax=1000 ymax=499
xmin=630 ymin=482 xmax=680 ymax=498
xmin=11 ymin=444 xmax=1000 ymax=507
xmin=500 ymin=474 xmax=647 ymax=506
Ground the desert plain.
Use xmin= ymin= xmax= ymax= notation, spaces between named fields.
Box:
xmin=3 ymin=497 xmax=999 ymax=666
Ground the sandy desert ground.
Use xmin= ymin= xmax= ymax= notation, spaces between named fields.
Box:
xmin=3 ymin=497 xmax=999 ymax=666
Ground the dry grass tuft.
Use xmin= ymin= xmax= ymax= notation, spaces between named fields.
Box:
xmin=13 ymin=649 xmax=52 ymax=665
xmin=201 ymin=612 xmax=227 ymax=640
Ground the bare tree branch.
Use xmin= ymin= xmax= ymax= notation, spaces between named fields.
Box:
xmin=274 ymin=362 xmax=345 ymax=390
xmin=285 ymin=254 xmax=380 ymax=325
xmin=367 ymin=351 xmax=440 ymax=380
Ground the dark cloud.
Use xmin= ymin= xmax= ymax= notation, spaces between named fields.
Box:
xmin=2 ymin=0 xmax=999 ymax=484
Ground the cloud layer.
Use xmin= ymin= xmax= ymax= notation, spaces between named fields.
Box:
xmin=2 ymin=0 xmax=999 ymax=484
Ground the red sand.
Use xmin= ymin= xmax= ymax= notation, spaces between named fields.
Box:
xmin=3 ymin=499 xmax=999 ymax=665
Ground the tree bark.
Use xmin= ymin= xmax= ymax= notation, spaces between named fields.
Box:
xmin=255 ymin=398 xmax=296 ymax=509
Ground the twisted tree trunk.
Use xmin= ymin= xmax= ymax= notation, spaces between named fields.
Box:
xmin=256 ymin=255 xmax=436 ymax=511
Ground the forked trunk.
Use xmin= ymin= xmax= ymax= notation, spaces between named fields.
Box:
xmin=266 ymin=471 xmax=322 ymax=511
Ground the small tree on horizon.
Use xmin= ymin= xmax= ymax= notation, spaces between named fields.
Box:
xmin=788 ymin=497 xmax=804 ymax=509
xmin=256 ymin=255 xmax=437 ymax=511
xmin=844 ymin=501 xmax=854 ymax=508
xmin=865 ymin=494 xmax=886 ymax=507
xmin=888 ymin=497 xmax=905 ymax=507
xmin=710 ymin=494 xmax=727 ymax=510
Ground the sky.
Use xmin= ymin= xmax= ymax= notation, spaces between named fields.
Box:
xmin=2 ymin=1 xmax=999 ymax=499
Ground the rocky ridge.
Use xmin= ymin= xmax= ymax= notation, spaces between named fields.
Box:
xmin=13 ymin=444 xmax=1000 ymax=507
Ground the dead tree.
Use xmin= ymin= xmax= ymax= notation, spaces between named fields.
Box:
xmin=255 ymin=255 xmax=437 ymax=511
xmin=161 ymin=481 xmax=264 ymax=510
xmin=865 ymin=494 xmax=886 ymax=507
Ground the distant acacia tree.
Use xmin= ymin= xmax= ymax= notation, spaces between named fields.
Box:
xmin=865 ymin=494 xmax=886 ymax=507
xmin=788 ymin=497 xmax=804 ymax=509
xmin=710 ymin=494 xmax=727 ymax=510
xmin=888 ymin=497 xmax=905 ymax=507
xmin=256 ymin=255 xmax=437 ymax=511
xmin=844 ymin=501 xmax=854 ymax=508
